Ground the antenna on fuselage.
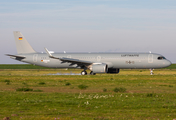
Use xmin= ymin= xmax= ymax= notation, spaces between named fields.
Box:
xmin=149 ymin=51 xmax=151 ymax=53
xmin=64 ymin=51 xmax=66 ymax=53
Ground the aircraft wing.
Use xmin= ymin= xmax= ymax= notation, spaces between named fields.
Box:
xmin=44 ymin=48 xmax=93 ymax=67
xmin=59 ymin=57 xmax=92 ymax=64
xmin=5 ymin=54 xmax=26 ymax=59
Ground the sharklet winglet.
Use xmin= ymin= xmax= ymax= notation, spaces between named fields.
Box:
xmin=44 ymin=48 xmax=58 ymax=59
xmin=44 ymin=48 xmax=52 ymax=57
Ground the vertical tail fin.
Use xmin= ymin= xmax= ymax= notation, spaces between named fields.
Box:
xmin=13 ymin=31 xmax=36 ymax=54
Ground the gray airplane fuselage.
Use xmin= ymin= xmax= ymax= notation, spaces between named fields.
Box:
xmin=15 ymin=52 xmax=171 ymax=69
xmin=7 ymin=31 xmax=171 ymax=75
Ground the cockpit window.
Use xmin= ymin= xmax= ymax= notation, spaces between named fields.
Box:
xmin=158 ymin=56 xmax=166 ymax=60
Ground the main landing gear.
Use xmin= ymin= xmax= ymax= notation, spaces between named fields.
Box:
xmin=90 ymin=71 xmax=96 ymax=75
xmin=150 ymin=69 xmax=154 ymax=75
xmin=81 ymin=71 xmax=87 ymax=75
xmin=81 ymin=71 xmax=96 ymax=75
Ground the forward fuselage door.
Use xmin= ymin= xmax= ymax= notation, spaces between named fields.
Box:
xmin=148 ymin=54 xmax=153 ymax=63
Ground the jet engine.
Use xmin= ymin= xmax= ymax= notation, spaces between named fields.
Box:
xmin=107 ymin=68 xmax=120 ymax=74
xmin=90 ymin=64 xmax=108 ymax=73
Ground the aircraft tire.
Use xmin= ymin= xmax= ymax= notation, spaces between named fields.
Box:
xmin=81 ymin=71 xmax=87 ymax=75
xmin=90 ymin=71 xmax=96 ymax=75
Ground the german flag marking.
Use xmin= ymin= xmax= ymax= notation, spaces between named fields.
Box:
xmin=19 ymin=37 xmax=23 ymax=40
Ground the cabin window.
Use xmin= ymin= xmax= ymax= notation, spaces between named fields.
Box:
xmin=158 ymin=56 xmax=166 ymax=60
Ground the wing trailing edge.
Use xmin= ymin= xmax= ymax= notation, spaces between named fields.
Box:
xmin=44 ymin=48 xmax=93 ymax=67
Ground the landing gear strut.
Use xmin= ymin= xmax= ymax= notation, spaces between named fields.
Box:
xmin=81 ymin=71 xmax=87 ymax=75
xmin=150 ymin=69 xmax=154 ymax=75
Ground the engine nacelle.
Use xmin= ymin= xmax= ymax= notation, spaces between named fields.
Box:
xmin=90 ymin=64 xmax=108 ymax=73
xmin=107 ymin=68 xmax=120 ymax=74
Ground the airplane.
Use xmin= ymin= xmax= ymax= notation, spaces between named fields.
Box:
xmin=6 ymin=31 xmax=171 ymax=75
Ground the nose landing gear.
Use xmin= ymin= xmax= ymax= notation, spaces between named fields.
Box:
xmin=150 ymin=69 xmax=154 ymax=75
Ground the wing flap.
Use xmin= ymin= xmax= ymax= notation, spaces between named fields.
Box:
xmin=59 ymin=57 xmax=93 ymax=65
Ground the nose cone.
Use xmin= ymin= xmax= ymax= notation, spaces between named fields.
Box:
xmin=165 ymin=60 xmax=172 ymax=67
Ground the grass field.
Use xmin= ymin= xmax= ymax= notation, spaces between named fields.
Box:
xmin=0 ymin=64 xmax=54 ymax=69
xmin=0 ymin=65 xmax=176 ymax=120
xmin=0 ymin=63 xmax=176 ymax=69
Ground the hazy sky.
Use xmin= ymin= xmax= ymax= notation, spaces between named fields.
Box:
xmin=1 ymin=0 xmax=176 ymax=64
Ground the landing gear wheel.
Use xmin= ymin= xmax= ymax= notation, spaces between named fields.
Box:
xmin=150 ymin=69 xmax=154 ymax=75
xmin=81 ymin=71 xmax=87 ymax=75
xmin=90 ymin=71 xmax=96 ymax=75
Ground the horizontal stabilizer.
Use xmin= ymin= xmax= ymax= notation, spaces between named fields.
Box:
xmin=5 ymin=54 xmax=26 ymax=59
